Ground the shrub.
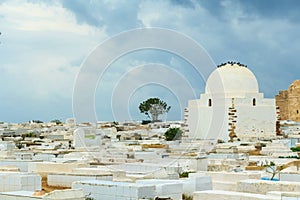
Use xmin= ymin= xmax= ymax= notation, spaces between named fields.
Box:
xmin=182 ymin=193 xmax=193 ymax=200
xmin=291 ymin=147 xmax=300 ymax=152
xmin=179 ymin=171 xmax=193 ymax=178
xmin=164 ymin=128 xmax=183 ymax=141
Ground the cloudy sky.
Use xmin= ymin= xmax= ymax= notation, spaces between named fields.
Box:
xmin=0 ymin=0 xmax=299 ymax=123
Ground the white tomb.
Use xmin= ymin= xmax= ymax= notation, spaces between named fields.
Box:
xmin=0 ymin=172 xmax=41 ymax=192
xmin=136 ymin=179 xmax=183 ymax=200
xmin=72 ymin=180 xmax=155 ymax=200
xmin=73 ymin=127 xmax=101 ymax=149
xmin=48 ymin=171 xmax=113 ymax=187
xmin=188 ymin=63 xmax=276 ymax=141
xmin=194 ymin=190 xmax=280 ymax=200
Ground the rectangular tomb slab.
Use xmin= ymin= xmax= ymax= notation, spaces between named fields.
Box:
xmin=28 ymin=162 xmax=89 ymax=178
xmin=0 ymin=172 xmax=41 ymax=192
xmin=72 ymin=180 xmax=155 ymax=200
xmin=0 ymin=189 xmax=85 ymax=200
xmin=194 ymin=190 xmax=280 ymax=200
xmin=48 ymin=173 xmax=113 ymax=187
xmin=136 ymin=173 xmax=213 ymax=197
xmin=136 ymin=179 xmax=183 ymax=200
xmin=204 ymin=171 xmax=261 ymax=191
xmin=181 ymin=174 xmax=212 ymax=195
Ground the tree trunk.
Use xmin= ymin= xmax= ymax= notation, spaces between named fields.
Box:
xmin=152 ymin=113 xmax=158 ymax=121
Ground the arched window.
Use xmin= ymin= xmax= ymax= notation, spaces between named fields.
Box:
xmin=253 ymin=98 xmax=256 ymax=106
xmin=208 ymin=99 xmax=212 ymax=107
xmin=297 ymin=110 xmax=299 ymax=114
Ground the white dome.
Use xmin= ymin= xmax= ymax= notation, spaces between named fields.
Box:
xmin=205 ymin=63 xmax=259 ymax=94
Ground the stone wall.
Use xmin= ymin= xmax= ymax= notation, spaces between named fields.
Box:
xmin=276 ymin=80 xmax=300 ymax=122
xmin=237 ymin=179 xmax=300 ymax=194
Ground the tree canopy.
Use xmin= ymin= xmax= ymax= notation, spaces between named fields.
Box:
xmin=139 ymin=97 xmax=171 ymax=122
xmin=50 ymin=119 xmax=63 ymax=125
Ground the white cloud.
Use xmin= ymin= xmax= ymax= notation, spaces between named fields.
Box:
xmin=0 ymin=0 xmax=102 ymax=34
xmin=0 ymin=0 xmax=108 ymax=121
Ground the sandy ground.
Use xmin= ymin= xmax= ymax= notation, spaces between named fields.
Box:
xmin=41 ymin=177 xmax=70 ymax=193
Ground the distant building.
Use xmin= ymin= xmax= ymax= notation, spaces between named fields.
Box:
xmin=276 ymin=80 xmax=300 ymax=122
xmin=187 ymin=62 xmax=277 ymax=141
xmin=183 ymin=107 xmax=189 ymax=134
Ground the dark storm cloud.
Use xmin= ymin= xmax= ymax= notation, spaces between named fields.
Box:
xmin=61 ymin=0 xmax=104 ymax=27
xmin=238 ymin=0 xmax=300 ymax=22
xmin=199 ymin=0 xmax=300 ymax=23
xmin=61 ymin=0 xmax=143 ymax=34
xmin=170 ymin=0 xmax=196 ymax=8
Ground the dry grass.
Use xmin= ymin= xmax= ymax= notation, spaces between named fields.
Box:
xmin=41 ymin=177 xmax=70 ymax=193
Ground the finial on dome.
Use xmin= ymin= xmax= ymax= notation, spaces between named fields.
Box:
xmin=217 ymin=61 xmax=248 ymax=68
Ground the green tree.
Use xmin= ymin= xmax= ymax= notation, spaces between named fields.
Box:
xmin=15 ymin=142 xmax=23 ymax=149
xmin=262 ymin=160 xmax=283 ymax=180
xmin=30 ymin=120 xmax=43 ymax=123
xmin=164 ymin=127 xmax=183 ymax=141
xmin=139 ymin=98 xmax=171 ymax=121
xmin=25 ymin=132 xmax=35 ymax=137
xmin=51 ymin=119 xmax=62 ymax=125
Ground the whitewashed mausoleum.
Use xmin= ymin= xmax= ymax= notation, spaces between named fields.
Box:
xmin=187 ymin=62 xmax=276 ymax=141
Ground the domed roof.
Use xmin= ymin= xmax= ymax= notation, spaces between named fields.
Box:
xmin=205 ymin=62 xmax=259 ymax=94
